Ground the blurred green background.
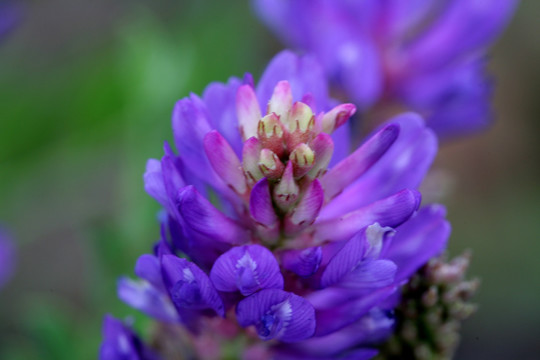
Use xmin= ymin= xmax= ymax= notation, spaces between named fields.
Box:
xmin=0 ymin=1 xmax=538 ymax=359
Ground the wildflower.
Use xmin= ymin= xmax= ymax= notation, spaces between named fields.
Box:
xmin=100 ymin=315 xmax=160 ymax=360
xmin=118 ymin=51 xmax=450 ymax=358
xmin=253 ymin=0 xmax=517 ymax=138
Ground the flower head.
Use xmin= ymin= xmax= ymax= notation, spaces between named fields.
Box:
xmin=254 ymin=0 xmax=517 ymax=137
xmin=119 ymin=51 xmax=450 ymax=358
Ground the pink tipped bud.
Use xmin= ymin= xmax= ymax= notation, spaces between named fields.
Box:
xmin=321 ymin=103 xmax=356 ymax=134
xmin=306 ymin=133 xmax=334 ymax=179
xmin=242 ymin=137 xmax=263 ymax=184
xmin=257 ymin=113 xmax=286 ymax=157
xmin=273 ymin=162 xmax=299 ymax=212
xmin=286 ymin=102 xmax=316 ymax=149
xmin=289 ymin=143 xmax=315 ymax=178
xmin=237 ymin=85 xmax=262 ymax=140
xmin=288 ymin=102 xmax=315 ymax=133
xmin=258 ymin=149 xmax=285 ymax=180
xmin=267 ymin=81 xmax=292 ymax=124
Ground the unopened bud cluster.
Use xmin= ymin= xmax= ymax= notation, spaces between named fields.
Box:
xmin=237 ymin=80 xmax=354 ymax=242
xmin=377 ymin=252 xmax=479 ymax=360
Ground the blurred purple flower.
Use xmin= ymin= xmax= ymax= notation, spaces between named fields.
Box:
xmin=118 ymin=51 xmax=450 ymax=358
xmin=99 ymin=315 xmax=160 ymax=360
xmin=0 ymin=227 xmax=15 ymax=289
xmin=254 ymin=0 xmax=517 ymax=138
xmin=0 ymin=1 xmax=20 ymax=39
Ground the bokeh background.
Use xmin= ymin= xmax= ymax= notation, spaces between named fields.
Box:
xmin=0 ymin=1 xmax=538 ymax=359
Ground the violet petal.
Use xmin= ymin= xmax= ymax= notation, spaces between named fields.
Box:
xmin=117 ymin=277 xmax=178 ymax=322
xmin=281 ymin=246 xmax=323 ymax=277
xmin=321 ymin=224 xmax=393 ymax=288
xmin=320 ymin=113 xmax=436 ymax=218
xmin=314 ymin=189 xmax=420 ymax=244
xmin=203 ymin=130 xmax=247 ymax=194
xmin=385 ymin=204 xmax=450 ymax=282
xmin=250 ymin=178 xmax=279 ymax=227
xmin=210 ymin=244 xmax=284 ymax=296
xmin=236 ymin=289 xmax=316 ymax=343
xmin=322 ymin=124 xmax=399 ymax=201
xmin=177 ymin=186 xmax=249 ymax=245
xmin=161 ymin=255 xmax=224 ymax=317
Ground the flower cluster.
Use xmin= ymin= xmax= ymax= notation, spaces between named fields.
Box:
xmin=254 ymin=0 xmax=517 ymax=137
xmin=104 ymin=52 xmax=452 ymax=359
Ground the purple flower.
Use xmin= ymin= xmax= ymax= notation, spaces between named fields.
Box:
xmin=120 ymin=51 xmax=450 ymax=358
xmin=0 ymin=227 xmax=15 ymax=289
xmin=99 ymin=315 xmax=159 ymax=360
xmin=253 ymin=0 xmax=517 ymax=138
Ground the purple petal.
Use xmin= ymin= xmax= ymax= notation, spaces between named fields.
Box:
xmin=337 ymin=260 xmax=397 ymax=290
xmin=314 ymin=189 xmax=421 ymax=244
xmin=250 ymin=178 xmax=279 ymax=227
xmin=256 ymin=50 xmax=330 ymax=112
xmin=172 ymin=95 xmax=218 ymax=186
xmin=322 ymin=124 xmax=400 ymax=201
xmin=202 ymin=77 xmax=244 ymax=156
xmin=320 ymin=113 xmax=436 ymax=218
xmin=281 ymin=309 xmax=392 ymax=357
xmin=334 ymin=38 xmax=383 ymax=110
xmin=177 ymin=186 xmax=250 ymax=245
xmin=281 ymin=246 xmax=323 ymax=278
xmin=135 ymin=254 xmax=165 ymax=292
xmin=321 ymin=224 xmax=393 ymax=288
xmin=288 ymin=179 xmax=324 ymax=227
xmin=385 ymin=204 xmax=450 ymax=282
xmin=100 ymin=315 xmax=160 ymax=360
xmin=405 ymin=0 xmax=518 ymax=70
xmin=313 ymin=286 xmax=396 ymax=336
xmin=383 ymin=0 xmax=438 ymax=38
xmin=210 ymin=245 xmax=283 ymax=296
xmin=236 ymin=289 xmax=316 ymax=343
xmin=143 ymin=158 xmax=169 ymax=209
xmin=203 ymin=130 xmax=247 ymax=194
xmin=117 ymin=277 xmax=178 ymax=322
xmin=161 ymin=255 xmax=224 ymax=317
xmin=328 ymin=121 xmax=351 ymax=168
xmin=401 ymin=58 xmax=493 ymax=138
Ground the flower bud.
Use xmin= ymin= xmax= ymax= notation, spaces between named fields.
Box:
xmin=258 ymin=149 xmax=285 ymax=180
xmin=257 ymin=113 xmax=286 ymax=157
xmin=286 ymin=102 xmax=315 ymax=149
xmin=273 ymin=162 xmax=299 ymax=212
xmin=242 ymin=137 xmax=263 ymax=184
xmin=267 ymin=80 xmax=292 ymax=125
xmin=289 ymin=143 xmax=315 ymax=178
xmin=321 ymin=103 xmax=356 ymax=134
